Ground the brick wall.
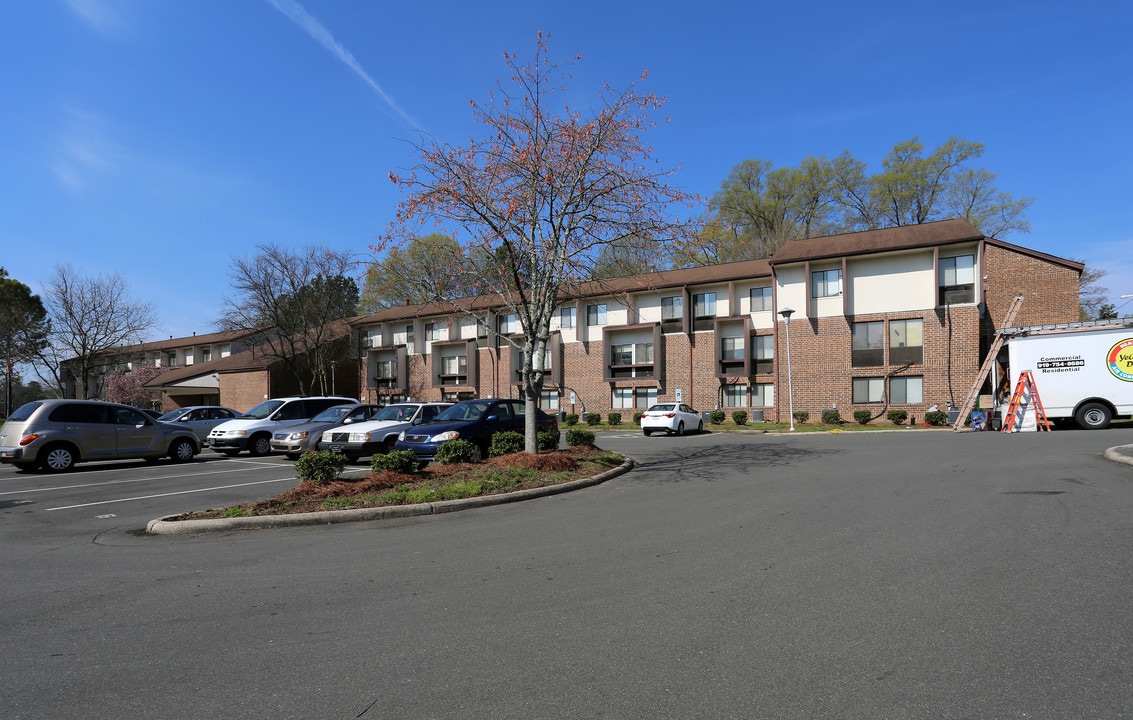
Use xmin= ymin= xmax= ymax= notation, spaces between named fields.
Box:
xmin=984 ymin=244 xmax=1081 ymax=327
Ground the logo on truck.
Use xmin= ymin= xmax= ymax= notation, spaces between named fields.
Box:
xmin=1106 ymin=338 xmax=1133 ymax=382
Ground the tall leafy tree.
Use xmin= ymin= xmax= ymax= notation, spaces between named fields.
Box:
xmin=384 ymin=33 xmax=694 ymax=452
xmin=0 ymin=268 xmax=50 ymax=414
xmin=218 ymin=245 xmax=358 ymax=395
xmin=35 ymin=264 xmax=157 ymax=399
xmin=697 ymin=137 xmax=1034 ymax=265
xmin=360 ymin=233 xmax=475 ymax=313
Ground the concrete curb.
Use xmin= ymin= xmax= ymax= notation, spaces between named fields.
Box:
xmin=1103 ymin=445 xmax=1133 ymax=467
xmin=146 ymin=458 xmax=634 ymax=535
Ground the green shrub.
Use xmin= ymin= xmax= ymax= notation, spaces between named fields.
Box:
xmin=709 ymin=410 xmax=726 ymax=424
xmin=887 ymin=409 xmax=908 ymax=425
xmin=294 ymin=450 xmax=348 ymax=484
xmin=584 ymin=412 xmax=602 ymax=426
xmin=854 ymin=409 xmax=873 ymax=425
xmin=566 ymin=427 xmax=596 ymax=447
xmin=489 ymin=431 xmax=524 ymax=457
xmin=371 ymin=449 xmax=420 ymax=474
xmin=731 ymin=410 xmax=748 ymax=426
xmin=821 ymin=409 xmax=841 ymax=425
xmin=632 ymin=412 xmax=643 ymax=425
xmin=925 ymin=411 xmax=948 ymax=426
xmin=793 ymin=411 xmax=809 ymax=424
xmin=607 ymin=412 xmax=622 ymax=426
xmin=565 ymin=413 xmax=579 ymax=426
xmin=435 ymin=438 xmax=480 ymax=464
xmin=537 ymin=429 xmax=559 ymax=451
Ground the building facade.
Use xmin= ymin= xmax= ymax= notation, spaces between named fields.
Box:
xmin=349 ymin=221 xmax=1082 ymax=424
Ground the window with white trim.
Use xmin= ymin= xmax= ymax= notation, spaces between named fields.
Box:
xmin=891 ymin=376 xmax=924 ymax=404
xmin=812 ymin=269 xmax=842 ymax=298
xmin=587 ymin=303 xmax=607 ymax=326
xmin=852 ymin=377 xmax=885 ymax=403
xmin=752 ymin=383 xmax=774 ymax=407
xmin=750 ymin=286 xmax=772 ymax=312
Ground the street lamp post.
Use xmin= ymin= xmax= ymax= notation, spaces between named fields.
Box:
xmin=779 ymin=306 xmax=795 ymax=431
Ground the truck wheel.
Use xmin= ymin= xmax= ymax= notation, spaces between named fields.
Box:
xmin=1075 ymin=402 xmax=1112 ymax=430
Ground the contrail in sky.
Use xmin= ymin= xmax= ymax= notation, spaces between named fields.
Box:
xmin=264 ymin=0 xmax=421 ymax=129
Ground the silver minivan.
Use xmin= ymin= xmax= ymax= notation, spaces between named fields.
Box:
xmin=0 ymin=399 xmax=201 ymax=472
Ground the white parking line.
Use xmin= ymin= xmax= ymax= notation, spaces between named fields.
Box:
xmin=45 ymin=477 xmax=297 ymax=511
xmin=0 ymin=463 xmax=284 ymax=497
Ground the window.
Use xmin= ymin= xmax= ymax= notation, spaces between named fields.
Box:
xmin=753 ymin=335 xmax=774 ymax=374
xmin=559 ymin=307 xmax=575 ymax=328
xmin=693 ymin=292 xmax=716 ymax=318
xmin=939 ymin=254 xmax=975 ymax=304
xmin=497 ymin=313 xmax=518 ymax=335
xmin=889 ymin=319 xmax=924 ymax=365
xmin=721 ymin=336 xmax=744 ymax=361
xmin=165 ymin=352 xmax=177 ymax=367
xmin=424 ymin=322 xmax=440 ymax=341
xmin=375 ymin=360 xmax=396 ymax=379
xmin=219 ymin=343 xmax=231 ymax=357
xmin=662 ymin=296 xmax=683 ymax=319
xmin=405 ymin=325 xmax=415 ymax=351
xmin=723 ymin=385 xmax=746 ymax=408
xmin=587 ymin=303 xmax=607 ymax=326
xmin=635 ymin=387 xmax=657 ymax=409
xmin=612 ymin=387 xmax=657 ymax=409
xmin=891 ymin=376 xmax=924 ymax=404
xmin=852 ymin=377 xmax=885 ymax=404
xmin=693 ymin=292 xmax=716 ymax=331
xmin=812 ymin=269 xmax=842 ymax=298
xmin=199 ymin=347 xmax=211 ymax=363
xmin=752 ymin=383 xmax=774 ymax=407
xmin=750 ymin=286 xmax=772 ymax=312
xmin=852 ymin=321 xmax=885 ymax=367
xmin=612 ymin=388 xmax=633 ymax=409
xmin=610 ymin=342 xmax=654 ymax=377
xmin=441 ymin=355 xmax=467 ymax=375
xmin=540 ymin=390 xmax=560 ymax=410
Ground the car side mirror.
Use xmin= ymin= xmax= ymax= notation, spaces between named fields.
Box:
xmin=486 ymin=414 xmax=499 ymax=423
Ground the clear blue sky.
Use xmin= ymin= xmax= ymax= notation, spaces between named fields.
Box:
xmin=3 ymin=0 xmax=1131 ymax=339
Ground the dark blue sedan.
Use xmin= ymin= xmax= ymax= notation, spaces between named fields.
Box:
xmin=394 ymin=398 xmax=558 ymax=462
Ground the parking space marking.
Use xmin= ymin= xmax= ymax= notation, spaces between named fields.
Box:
xmin=0 ymin=463 xmax=286 ymax=498
xmin=45 ymin=477 xmax=297 ymax=511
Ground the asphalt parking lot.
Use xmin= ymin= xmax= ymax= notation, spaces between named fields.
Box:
xmin=2 ymin=428 xmax=1132 ymax=719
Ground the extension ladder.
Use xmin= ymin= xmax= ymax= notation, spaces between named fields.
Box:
xmin=1001 ymin=370 xmax=1051 ymax=432
xmin=952 ymin=294 xmax=1025 ymax=431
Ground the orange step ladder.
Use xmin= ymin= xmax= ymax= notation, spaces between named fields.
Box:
xmin=1001 ymin=370 xmax=1051 ymax=432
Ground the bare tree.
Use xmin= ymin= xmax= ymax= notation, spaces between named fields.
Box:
xmin=384 ymin=33 xmax=694 ymax=452
xmin=218 ymin=244 xmax=359 ymax=396
xmin=34 ymin=264 xmax=157 ymax=398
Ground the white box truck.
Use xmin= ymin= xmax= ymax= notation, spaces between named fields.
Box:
xmin=999 ymin=320 xmax=1133 ymax=429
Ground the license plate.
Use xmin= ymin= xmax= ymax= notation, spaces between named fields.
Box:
xmin=328 ymin=444 xmax=343 ymax=454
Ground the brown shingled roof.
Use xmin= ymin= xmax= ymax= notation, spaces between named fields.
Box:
xmin=349 ymin=258 xmax=773 ymax=326
xmin=769 ymin=219 xmax=986 ymax=265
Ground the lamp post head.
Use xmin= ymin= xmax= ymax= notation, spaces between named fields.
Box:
xmin=778 ymin=307 xmax=795 ymax=323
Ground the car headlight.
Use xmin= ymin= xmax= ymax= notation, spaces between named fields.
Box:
xmin=429 ymin=430 xmax=460 ymax=442
xmin=288 ymin=431 xmax=309 ymax=440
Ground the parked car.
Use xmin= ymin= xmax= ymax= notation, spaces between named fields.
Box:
xmin=395 ymin=398 xmax=558 ymax=463
xmin=0 ymin=399 xmax=201 ymax=472
xmin=207 ymin=396 xmax=356 ymax=456
xmin=317 ymin=402 xmax=452 ymax=462
xmin=641 ymin=403 xmax=703 ymax=436
xmin=157 ymin=406 xmax=239 ymax=443
xmin=269 ymin=403 xmax=382 ymax=459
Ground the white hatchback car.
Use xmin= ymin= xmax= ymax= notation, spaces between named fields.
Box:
xmin=641 ymin=403 xmax=703 ymax=436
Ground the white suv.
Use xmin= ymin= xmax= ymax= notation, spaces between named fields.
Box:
xmin=207 ymin=396 xmax=355 ymax=456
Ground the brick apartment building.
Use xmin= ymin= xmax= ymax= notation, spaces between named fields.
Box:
xmin=350 ymin=220 xmax=1082 ymax=423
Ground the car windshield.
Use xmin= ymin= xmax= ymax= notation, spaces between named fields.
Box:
xmin=312 ymin=405 xmax=354 ymax=423
xmin=374 ymin=405 xmax=415 ymax=421
xmin=434 ymin=401 xmax=490 ymax=422
xmin=242 ymin=400 xmax=285 ymax=419
xmin=158 ymin=409 xmax=188 ymax=422
xmin=647 ymin=404 xmax=676 ymax=412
